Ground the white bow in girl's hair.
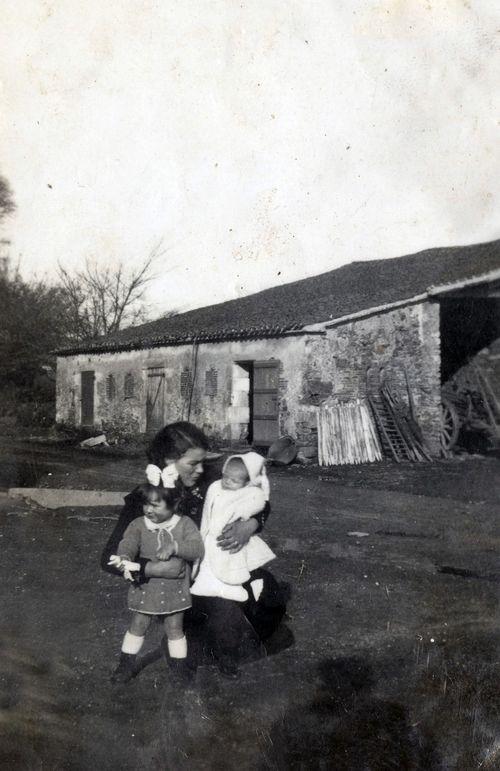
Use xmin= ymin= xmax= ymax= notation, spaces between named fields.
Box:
xmin=145 ymin=463 xmax=179 ymax=488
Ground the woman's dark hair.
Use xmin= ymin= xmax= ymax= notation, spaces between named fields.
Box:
xmin=147 ymin=421 xmax=210 ymax=466
xmin=135 ymin=482 xmax=180 ymax=510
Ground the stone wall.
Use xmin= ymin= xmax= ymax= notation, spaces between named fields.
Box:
xmin=56 ymin=336 xmax=308 ymax=442
xmin=299 ymin=301 xmax=441 ymax=455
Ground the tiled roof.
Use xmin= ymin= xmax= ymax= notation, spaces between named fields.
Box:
xmin=57 ymin=239 xmax=500 ymax=355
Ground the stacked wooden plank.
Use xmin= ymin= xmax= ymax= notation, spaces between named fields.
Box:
xmin=380 ymin=385 xmax=432 ymax=461
xmin=366 ymin=365 xmax=432 ymax=463
xmin=317 ymin=399 xmax=382 ymax=466
xmin=368 ymin=385 xmax=431 ymax=462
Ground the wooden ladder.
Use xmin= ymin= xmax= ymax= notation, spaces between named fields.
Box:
xmin=381 ymin=385 xmax=432 ymax=461
xmin=367 ymin=366 xmax=431 ymax=462
xmin=367 ymin=393 xmax=410 ymax=462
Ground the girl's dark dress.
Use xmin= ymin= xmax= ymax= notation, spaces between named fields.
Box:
xmin=101 ymin=474 xmax=288 ymax=666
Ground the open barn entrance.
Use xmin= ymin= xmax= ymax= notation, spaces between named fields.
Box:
xmin=439 ymin=287 xmax=500 ymax=451
xmin=440 ymin=297 xmax=500 ymax=384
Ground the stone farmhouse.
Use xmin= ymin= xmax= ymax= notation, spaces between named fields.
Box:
xmin=56 ymin=239 xmax=500 ymax=457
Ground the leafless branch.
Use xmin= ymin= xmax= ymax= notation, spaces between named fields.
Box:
xmin=56 ymin=242 xmax=166 ymax=342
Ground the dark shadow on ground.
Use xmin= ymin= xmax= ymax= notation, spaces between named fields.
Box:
xmin=264 ymin=656 xmax=440 ymax=770
xmin=146 ymin=633 xmax=500 ymax=770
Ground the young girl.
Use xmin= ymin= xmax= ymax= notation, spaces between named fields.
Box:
xmin=109 ymin=482 xmax=204 ymax=684
xmin=190 ymin=452 xmax=276 ymax=677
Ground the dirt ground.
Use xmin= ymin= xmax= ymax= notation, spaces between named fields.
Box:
xmin=1 ymin=439 xmax=500 ymax=770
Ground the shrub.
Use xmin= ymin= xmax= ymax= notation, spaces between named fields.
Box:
xmin=16 ymin=401 xmax=55 ymax=429
xmin=101 ymin=409 xmax=141 ymax=444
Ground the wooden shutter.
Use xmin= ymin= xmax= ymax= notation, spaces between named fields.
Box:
xmin=252 ymin=361 xmax=279 ymax=446
xmin=81 ymin=371 xmax=95 ymax=426
xmin=146 ymin=368 xmax=165 ymax=433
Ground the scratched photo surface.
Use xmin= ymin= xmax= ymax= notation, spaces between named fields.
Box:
xmin=1 ymin=2 xmax=500 ymax=769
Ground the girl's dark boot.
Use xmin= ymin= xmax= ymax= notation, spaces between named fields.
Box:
xmin=111 ymin=653 xmax=137 ymax=684
xmin=161 ymin=636 xmax=196 ymax=685
xmin=169 ymin=657 xmax=195 ymax=685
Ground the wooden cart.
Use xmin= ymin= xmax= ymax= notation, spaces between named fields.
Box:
xmin=440 ymin=365 xmax=500 ymax=451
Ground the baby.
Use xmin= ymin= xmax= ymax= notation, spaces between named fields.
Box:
xmin=191 ymin=452 xmax=275 ymax=602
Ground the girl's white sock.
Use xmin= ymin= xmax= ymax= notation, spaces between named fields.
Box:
xmin=168 ymin=636 xmax=187 ymax=659
xmin=122 ymin=631 xmax=145 ymax=655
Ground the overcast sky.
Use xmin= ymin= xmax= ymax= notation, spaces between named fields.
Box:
xmin=1 ymin=1 xmax=499 ymax=317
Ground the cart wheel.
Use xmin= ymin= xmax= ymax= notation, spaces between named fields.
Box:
xmin=440 ymin=398 xmax=460 ymax=451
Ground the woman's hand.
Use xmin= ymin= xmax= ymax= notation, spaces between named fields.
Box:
xmin=216 ymin=518 xmax=258 ymax=553
xmin=145 ymin=558 xmax=186 ymax=578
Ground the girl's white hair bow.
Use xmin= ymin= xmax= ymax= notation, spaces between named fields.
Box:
xmin=145 ymin=463 xmax=179 ymax=488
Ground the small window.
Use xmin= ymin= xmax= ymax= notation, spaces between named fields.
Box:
xmin=180 ymin=367 xmax=192 ymax=399
xmin=124 ymin=373 xmax=135 ymax=399
xmin=105 ymin=374 xmax=116 ymax=401
xmin=205 ymin=367 xmax=218 ymax=397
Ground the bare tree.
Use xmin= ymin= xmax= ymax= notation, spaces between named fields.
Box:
xmin=58 ymin=243 xmax=162 ymax=342
xmin=0 ymin=175 xmax=15 ymax=224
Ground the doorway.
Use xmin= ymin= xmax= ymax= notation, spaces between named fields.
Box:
xmin=81 ymin=371 xmax=95 ymax=426
xmin=440 ymin=297 xmax=500 ymax=384
xmin=231 ymin=360 xmax=280 ymax=446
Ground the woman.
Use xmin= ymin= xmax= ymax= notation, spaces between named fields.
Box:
xmin=101 ymin=421 xmax=287 ymax=678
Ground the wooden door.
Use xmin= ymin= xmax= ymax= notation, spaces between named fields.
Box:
xmin=252 ymin=360 xmax=279 ymax=446
xmin=146 ymin=368 xmax=165 ymax=433
xmin=81 ymin=371 xmax=95 ymax=426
